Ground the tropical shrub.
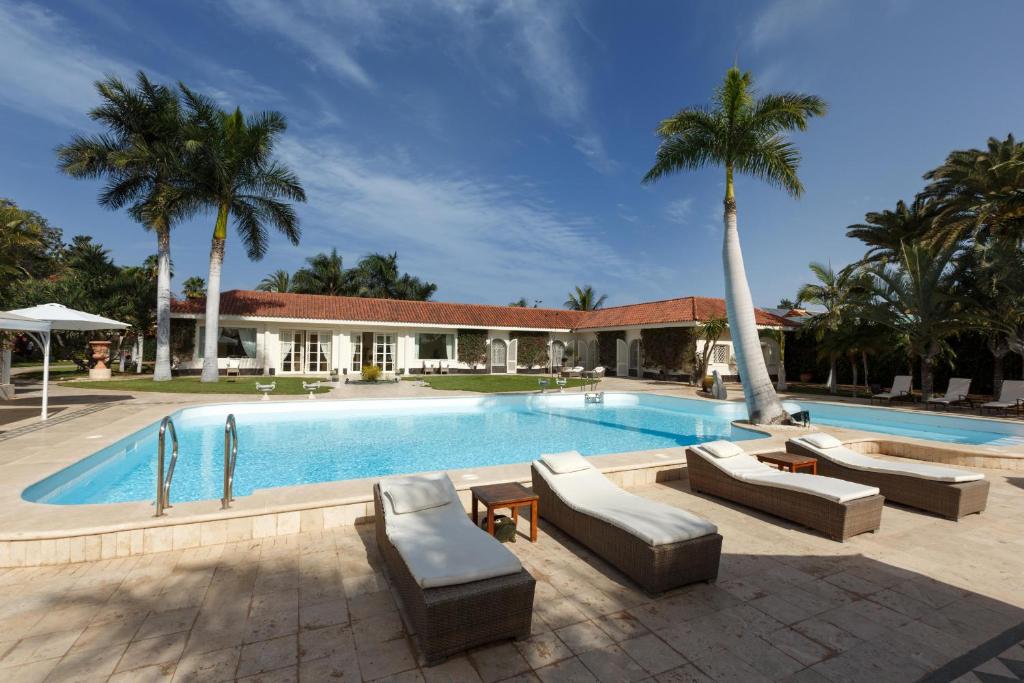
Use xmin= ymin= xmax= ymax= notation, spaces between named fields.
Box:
xmin=361 ymin=364 xmax=381 ymax=382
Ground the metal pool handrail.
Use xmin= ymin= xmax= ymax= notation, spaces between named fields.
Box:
xmin=222 ymin=414 xmax=238 ymax=509
xmin=155 ymin=416 xmax=178 ymax=517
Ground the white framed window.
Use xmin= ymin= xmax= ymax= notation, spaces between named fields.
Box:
xmin=350 ymin=333 xmax=362 ymax=371
xmin=711 ymin=344 xmax=729 ymax=364
xmin=416 ymin=333 xmax=453 ymax=360
xmin=198 ymin=327 xmax=257 ymax=359
xmin=306 ymin=332 xmax=331 ymax=373
xmin=279 ymin=330 xmax=304 ymax=373
xmin=375 ymin=334 xmax=395 ymax=372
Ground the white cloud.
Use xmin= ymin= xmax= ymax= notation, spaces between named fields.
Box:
xmin=751 ymin=0 xmax=838 ymax=50
xmin=665 ymin=198 xmax=694 ymax=224
xmin=277 ymin=136 xmax=665 ymax=304
xmin=221 ymin=0 xmax=374 ymax=88
xmin=0 ymin=2 xmax=139 ymax=126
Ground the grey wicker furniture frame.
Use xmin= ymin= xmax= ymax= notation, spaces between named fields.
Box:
xmin=373 ymin=485 xmax=536 ymax=665
xmin=786 ymin=441 xmax=989 ymax=520
xmin=531 ymin=464 xmax=722 ymax=594
xmin=684 ymin=448 xmax=884 ymax=542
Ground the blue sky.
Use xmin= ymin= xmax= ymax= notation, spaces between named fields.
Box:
xmin=1 ymin=0 xmax=1022 ymax=309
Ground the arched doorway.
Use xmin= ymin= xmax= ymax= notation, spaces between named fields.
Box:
xmin=628 ymin=339 xmax=641 ymax=377
xmin=490 ymin=339 xmax=507 ymax=373
xmin=550 ymin=340 xmax=565 ymax=371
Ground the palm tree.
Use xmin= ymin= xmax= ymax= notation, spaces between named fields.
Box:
xmin=181 ymin=276 xmax=206 ymax=299
xmin=643 ymin=67 xmax=826 ymax=424
xmin=509 ymin=298 xmax=529 ymax=307
xmin=257 ymin=269 xmax=292 ymax=293
xmin=348 ymin=252 xmax=436 ymax=300
xmin=797 ymin=263 xmax=865 ymax=394
xmin=862 ymin=243 xmax=962 ymax=400
xmin=56 ymin=71 xmax=194 ymax=382
xmin=955 ymin=240 xmax=1024 ymax=392
xmin=181 ymin=88 xmax=306 ymax=382
xmin=393 ymin=273 xmax=437 ymax=301
xmin=292 ymin=249 xmax=349 ymax=295
xmin=846 ymin=197 xmax=934 ymax=265
xmin=565 ymin=285 xmax=607 ymax=311
xmin=923 ymin=134 xmax=1024 ymax=248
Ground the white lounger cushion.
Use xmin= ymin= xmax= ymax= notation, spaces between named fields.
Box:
xmin=380 ymin=476 xmax=452 ymax=514
xmin=790 ymin=437 xmax=985 ymax=483
xmin=534 ymin=455 xmax=717 ymax=546
xmin=701 ymin=440 xmax=745 ymax=458
xmin=801 ymin=433 xmax=843 ymax=449
xmin=691 ymin=446 xmax=879 ymax=504
xmin=541 ymin=451 xmax=592 ymax=474
xmin=382 ymin=474 xmax=522 ymax=589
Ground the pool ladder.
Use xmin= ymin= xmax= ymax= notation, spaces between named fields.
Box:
xmin=154 ymin=413 xmax=239 ymax=516
xmin=155 ymin=416 xmax=178 ymax=517
xmin=222 ymin=414 xmax=238 ymax=509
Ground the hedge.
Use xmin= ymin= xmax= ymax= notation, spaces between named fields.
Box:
xmin=457 ymin=329 xmax=488 ymax=367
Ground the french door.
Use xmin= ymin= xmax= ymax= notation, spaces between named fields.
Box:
xmin=279 ymin=330 xmax=304 ymax=373
xmin=280 ymin=329 xmax=331 ymax=374
xmin=374 ymin=334 xmax=395 ymax=372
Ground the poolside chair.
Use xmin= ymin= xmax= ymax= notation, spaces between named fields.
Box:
xmin=592 ymin=366 xmax=606 ymax=378
xmin=685 ymin=441 xmax=884 ymax=541
xmin=980 ymin=380 xmax=1024 ymax=416
xmin=225 ymin=357 xmax=240 ymax=379
xmin=373 ymin=473 xmax=535 ymax=665
xmin=927 ymin=377 xmax=974 ymax=410
xmin=531 ymin=452 xmax=721 ymax=594
xmin=787 ymin=434 xmax=988 ymax=520
xmin=870 ymin=375 xmax=913 ymax=404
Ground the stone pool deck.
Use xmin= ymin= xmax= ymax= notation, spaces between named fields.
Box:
xmin=0 ymin=470 xmax=1021 ymax=682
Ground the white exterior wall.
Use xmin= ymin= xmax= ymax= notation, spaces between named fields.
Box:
xmin=172 ymin=316 xmax=781 ymax=377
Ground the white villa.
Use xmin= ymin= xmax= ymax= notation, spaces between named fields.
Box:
xmin=170 ymin=290 xmax=795 ymax=380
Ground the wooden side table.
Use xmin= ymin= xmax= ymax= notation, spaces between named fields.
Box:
xmin=471 ymin=482 xmax=539 ymax=543
xmin=755 ymin=452 xmax=817 ymax=475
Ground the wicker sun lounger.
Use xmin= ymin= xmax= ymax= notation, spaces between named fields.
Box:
xmin=373 ymin=475 xmax=535 ymax=665
xmin=786 ymin=434 xmax=989 ymax=520
xmin=531 ymin=452 xmax=722 ymax=594
xmin=685 ymin=442 xmax=884 ymax=542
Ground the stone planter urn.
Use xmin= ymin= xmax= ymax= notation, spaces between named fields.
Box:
xmin=88 ymin=340 xmax=113 ymax=380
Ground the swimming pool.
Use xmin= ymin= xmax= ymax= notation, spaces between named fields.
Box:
xmin=25 ymin=393 xmax=764 ymax=505
xmin=783 ymin=399 xmax=1024 ymax=449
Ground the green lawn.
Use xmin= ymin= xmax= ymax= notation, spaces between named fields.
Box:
xmin=408 ymin=374 xmax=590 ymax=393
xmin=61 ymin=376 xmax=331 ymax=395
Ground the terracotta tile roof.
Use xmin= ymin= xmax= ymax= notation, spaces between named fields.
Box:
xmin=573 ymin=296 xmax=793 ymax=329
xmin=171 ymin=290 xmax=793 ymax=330
xmin=171 ymin=290 xmax=585 ymax=329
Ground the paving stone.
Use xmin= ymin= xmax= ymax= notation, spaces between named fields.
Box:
xmin=236 ymin=634 xmax=298 ymax=678
xmin=356 ymin=636 xmax=418 ymax=681
xmin=577 ymin=644 xmax=648 ymax=682
xmin=516 ymin=632 xmax=574 ymax=670
xmin=468 ymin=641 xmax=532 ymax=683
xmin=555 ymin=621 xmax=615 ymax=655
xmin=116 ymin=633 xmax=188 ymax=673
xmin=535 ymin=657 xmax=599 ymax=682
xmin=619 ymin=634 xmax=685 ymax=675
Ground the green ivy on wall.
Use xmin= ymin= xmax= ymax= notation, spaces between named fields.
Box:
xmin=640 ymin=327 xmax=695 ymax=376
xmin=457 ymin=329 xmax=487 ymax=367
xmin=511 ymin=331 xmax=549 ymax=367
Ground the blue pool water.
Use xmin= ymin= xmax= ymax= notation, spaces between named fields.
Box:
xmin=783 ymin=399 xmax=1024 ymax=449
xmin=24 ymin=393 xmax=1024 ymax=506
xmin=26 ymin=393 xmax=763 ymax=505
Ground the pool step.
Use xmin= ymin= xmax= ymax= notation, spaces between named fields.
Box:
xmin=585 ymin=392 xmax=604 ymax=404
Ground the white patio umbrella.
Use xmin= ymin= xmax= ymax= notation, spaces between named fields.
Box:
xmin=3 ymin=304 xmax=129 ymax=420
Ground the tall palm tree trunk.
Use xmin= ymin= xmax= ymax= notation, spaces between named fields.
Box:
xmin=827 ymin=353 xmax=838 ymax=394
xmin=201 ymin=204 xmax=228 ymax=383
xmin=135 ymin=335 xmax=144 ymax=373
xmin=861 ymin=352 xmax=870 ymax=395
xmin=154 ymin=224 xmax=173 ymax=381
xmin=849 ymin=354 xmax=859 ymax=397
xmin=721 ymin=171 xmax=786 ymax=424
